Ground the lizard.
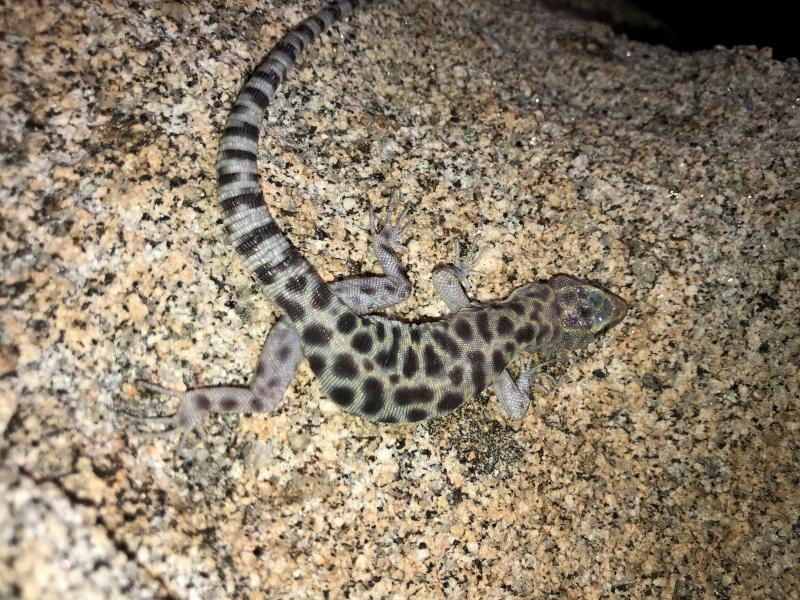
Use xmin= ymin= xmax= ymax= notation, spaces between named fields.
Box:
xmin=139 ymin=0 xmax=627 ymax=436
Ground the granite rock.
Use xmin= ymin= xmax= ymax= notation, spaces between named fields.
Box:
xmin=1 ymin=0 xmax=798 ymax=597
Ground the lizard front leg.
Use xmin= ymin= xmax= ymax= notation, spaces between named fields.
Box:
xmin=431 ymin=244 xmax=535 ymax=420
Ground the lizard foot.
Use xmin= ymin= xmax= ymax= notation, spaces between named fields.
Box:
xmin=371 ymin=192 xmax=413 ymax=253
xmin=122 ymin=380 xmax=212 ymax=452
xmin=517 ymin=357 xmax=558 ymax=396
xmin=450 ymin=239 xmax=485 ymax=289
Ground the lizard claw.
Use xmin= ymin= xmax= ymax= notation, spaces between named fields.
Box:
xmin=451 ymin=240 xmax=485 ymax=289
xmin=516 ymin=358 xmax=557 ymax=395
xmin=371 ymin=192 xmax=413 ymax=253
xmin=122 ymin=380 xmax=206 ymax=453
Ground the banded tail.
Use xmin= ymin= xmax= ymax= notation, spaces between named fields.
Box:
xmin=216 ymin=0 xmax=367 ymax=304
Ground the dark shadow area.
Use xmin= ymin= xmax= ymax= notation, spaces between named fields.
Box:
xmin=546 ymin=0 xmax=798 ymax=60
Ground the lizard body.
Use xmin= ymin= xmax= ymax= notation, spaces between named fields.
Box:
xmin=143 ymin=0 xmax=626 ymax=431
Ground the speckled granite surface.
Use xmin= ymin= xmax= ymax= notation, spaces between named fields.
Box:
xmin=1 ymin=0 xmax=798 ymax=597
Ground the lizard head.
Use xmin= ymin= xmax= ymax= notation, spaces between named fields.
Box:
xmin=509 ymin=276 xmax=626 ymax=352
xmin=547 ymin=275 xmax=627 ymax=350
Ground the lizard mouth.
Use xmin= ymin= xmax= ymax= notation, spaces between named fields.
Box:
xmin=605 ymin=292 xmax=628 ymax=329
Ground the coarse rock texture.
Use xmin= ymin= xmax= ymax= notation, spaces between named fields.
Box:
xmin=1 ymin=0 xmax=798 ymax=597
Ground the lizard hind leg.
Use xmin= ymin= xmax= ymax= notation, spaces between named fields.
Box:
xmin=133 ymin=382 xmax=259 ymax=433
xmin=493 ymin=357 xmax=557 ymax=420
xmin=130 ymin=316 xmax=303 ymax=442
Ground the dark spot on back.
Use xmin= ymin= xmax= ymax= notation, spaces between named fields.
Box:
xmin=308 ymin=354 xmax=326 ymax=375
xmin=361 ymin=285 xmax=375 ymax=296
xmin=363 ymin=359 xmax=374 ymax=371
xmin=286 ymin=275 xmax=307 ymax=294
xmin=376 ymin=326 xmax=401 ymax=369
xmin=361 ymin=377 xmax=384 ymax=414
xmin=507 ymin=301 xmax=525 ymax=315
xmin=333 ymin=354 xmax=358 ymax=379
xmin=529 ymin=286 xmax=550 ymax=301
xmin=468 ymin=350 xmax=486 ymax=391
xmin=250 ymin=398 xmax=264 ymax=411
xmin=407 ymin=409 xmax=428 ymax=422
xmin=275 ymin=294 xmax=305 ymax=321
xmin=330 ymin=386 xmax=354 ymax=406
xmin=375 ymin=322 xmax=385 ymax=341
xmin=221 ymin=397 xmax=239 ymax=411
xmin=311 ymin=284 xmax=334 ymax=310
xmin=431 ymin=329 xmax=460 ymax=358
xmin=410 ymin=327 xmax=422 ymax=343
xmin=476 ymin=311 xmax=492 ymax=342
xmin=194 ymin=394 xmax=210 ymax=410
xmin=471 ymin=367 xmax=487 ymax=392
xmin=515 ymin=325 xmax=535 ymax=343
xmin=351 ymin=332 xmax=373 ymax=354
xmin=438 ymin=391 xmax=464 ymax=412
xmin=536 ymin=323 xmax=550 ymax=345
xmin=389 ymin=374 xmax=399 ymax=384
xmin=302 ymin=324 xmax=331 ymax=346
xmin=528 ymin=302 xmax=542 ymax=321
xmin=402 ymin=347 xmax=419 ymax=378
xmin=467 ymin=350 xmax=485 ymax=366
xmin=492 ymin=349 xmax=505 ymax=373
xmin=504 ymin=341 xmax=516 ymax=353
xmin=454 ymin=318 xmax=472 ymax=341
xmin=497 ymin=315 xmax=514 ymax=336
xmin=423 ymin=344 xmax=443 ymax=376
xmin=337 ymin=312 xmax=357 ymax=334
xmin=394 ymin=385 xmax=433 ymax=406
xmin=448 ymin=366 xmax=463 ymax=386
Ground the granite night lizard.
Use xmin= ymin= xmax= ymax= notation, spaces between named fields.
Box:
xmin=140 ymin=0 xmax=627 ymax=435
